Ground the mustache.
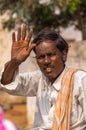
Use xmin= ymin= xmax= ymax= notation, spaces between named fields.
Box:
xmin=43 ymin=64 xmax=54 ymax=69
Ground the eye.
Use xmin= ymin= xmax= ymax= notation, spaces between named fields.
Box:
xmin=36 ymin=55 xmax=45 ymax=60
xmin=48 ymin=53 xmax=56 ymax=57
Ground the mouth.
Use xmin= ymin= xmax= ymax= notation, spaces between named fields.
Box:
xmin=42 ymin=65 xmax=54 ymax=77
xmin=44 ymin=67 xmax=54 ymax=75
xmin=45 ymin=67 xmax=52 ymax=72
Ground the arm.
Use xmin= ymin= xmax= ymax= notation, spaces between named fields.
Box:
xmin=81 ymin=75 xmax=86 ymax=121
xmin=75 ymin=71 xmax=86 ymax=121
xmin=1 ymin=24 xmax=36 ymax=85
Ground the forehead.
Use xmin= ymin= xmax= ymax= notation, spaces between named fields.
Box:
xmin=35 ymin=40 xmax=58 ymax=54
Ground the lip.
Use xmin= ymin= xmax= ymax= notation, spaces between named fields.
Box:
xmin=45 ymin=67 xmax=53 ymax=73
xmin=45 ymin=69 xmax=53 ymax=78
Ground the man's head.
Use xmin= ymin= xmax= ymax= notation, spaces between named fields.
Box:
xmin=32 ymin=29 xmax=69 ymax=83
xmin=33 ymin=29 xmax=69 ymax=53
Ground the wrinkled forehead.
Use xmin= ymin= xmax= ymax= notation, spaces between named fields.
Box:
xmin=35 ymin=40 xmax=59 ymax=54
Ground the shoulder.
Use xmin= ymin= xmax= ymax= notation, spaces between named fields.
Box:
xmin=66 ymin=67 xmax=86 ymax=78
xmin=72 ymin=69 xmax=86 ymax=96
xmin=65 ymin=67 xmax=86 ymax=84
xmin=74 ymin=69 xmax=86 ymax=79
xmin=73 ymin=69 xmax=86 ymax=88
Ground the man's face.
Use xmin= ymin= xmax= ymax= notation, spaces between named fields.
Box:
xmin=35 ymin=40 xmax=67 ymax=83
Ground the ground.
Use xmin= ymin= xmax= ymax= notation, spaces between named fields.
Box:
xmin=0 ymin=92 xmax=29 ymax=130
xmin=4 ymin=103 xmax=28 ymax=130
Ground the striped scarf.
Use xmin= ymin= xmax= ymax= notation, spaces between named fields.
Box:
xmin=53 ymin=68 xmax=78 ymax=130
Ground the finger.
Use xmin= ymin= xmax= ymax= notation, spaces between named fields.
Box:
xmin=17 ymin=26 xmax=21 ymax=41
xmin=22 ymin=24 xmax=26 ymax=40
xmin=27 ymin=43 xmax=36 ymax=53
xmin=12 ymin=31 xmax=16 ymax=43
xmin=26 ymin=28 xmax=33 ymax=47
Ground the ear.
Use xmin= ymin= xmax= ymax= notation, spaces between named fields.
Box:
xmin=62 ymin=50 xmax=68 ymax=63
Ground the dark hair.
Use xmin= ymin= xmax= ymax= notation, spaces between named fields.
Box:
xmin=32 ymin=28 xmax=69 ymax=53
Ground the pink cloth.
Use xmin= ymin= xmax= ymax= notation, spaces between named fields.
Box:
xmin=0 ymin=112 xmax=6 ymax=130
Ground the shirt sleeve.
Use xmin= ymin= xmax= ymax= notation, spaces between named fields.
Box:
xmin=82 ymin=74 xmax=86 ymax=121
xmin=0 ymin=65 xmax=42 ymax=96
xmin=75 ymin=70 xmax=86 ymax=121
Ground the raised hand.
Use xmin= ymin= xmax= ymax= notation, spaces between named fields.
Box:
xmin=11 ymin=24 xmax=36 ymax=64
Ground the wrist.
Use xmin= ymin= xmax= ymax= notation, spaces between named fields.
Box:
xmin=10 ymin=59 xmax=20 ymax=69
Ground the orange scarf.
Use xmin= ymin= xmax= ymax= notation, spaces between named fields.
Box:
xmin=53 ymin=68 xmax=78 ymax=130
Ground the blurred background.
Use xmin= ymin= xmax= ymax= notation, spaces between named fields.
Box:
xmin=0 ymin=0 xmax=86 ymax=130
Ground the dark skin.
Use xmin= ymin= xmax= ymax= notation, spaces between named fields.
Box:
xmin=1 ymin=24 xmax=67 ymax=85
xmin=1 ymin=24 xmax=36 ymax=85
xmin=35 ymin=40 xmax=67 ymax=84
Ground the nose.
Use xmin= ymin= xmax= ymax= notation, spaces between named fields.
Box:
xmin=44 ymin=55 xmax=51 ymax=64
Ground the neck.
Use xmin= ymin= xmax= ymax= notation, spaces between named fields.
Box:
xmin=50 ymin=65 xmax=65 ymax=84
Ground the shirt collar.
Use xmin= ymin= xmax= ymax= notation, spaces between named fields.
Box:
xmin=52 ymin=67 xmax=67 ymax=91
xmin=42 ymin=66 xmax=67 ymax=91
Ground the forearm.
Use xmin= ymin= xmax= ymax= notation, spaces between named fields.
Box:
xmin=1 ymin=59 xmax=20 ymax=85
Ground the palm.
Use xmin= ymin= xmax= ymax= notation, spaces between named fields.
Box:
xmin=11 ymin=24 xmax=35 ymax=64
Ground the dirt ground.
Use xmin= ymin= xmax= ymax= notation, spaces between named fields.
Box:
xmin=4 ymin=103 xmax=28 ymax=130
xmin=0 ymin=91 xmax=29 ymax=130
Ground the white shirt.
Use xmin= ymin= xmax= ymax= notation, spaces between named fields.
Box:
xmin=0 ymin=67 xmax=86 ymax=130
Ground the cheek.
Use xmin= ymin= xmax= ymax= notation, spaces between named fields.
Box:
xmin=37 ymin=60 xmax=43 ymax=69
xmin=53 ymin=56 xmax=64 ymax=68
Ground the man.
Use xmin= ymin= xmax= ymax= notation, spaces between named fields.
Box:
xmin=0 ymin=24 xmax=86 ymax=130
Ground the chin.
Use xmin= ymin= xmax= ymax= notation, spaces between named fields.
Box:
xmin=47 ymin=75 xmax=56 ymax=81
